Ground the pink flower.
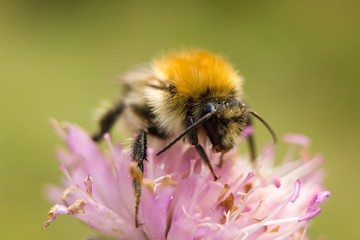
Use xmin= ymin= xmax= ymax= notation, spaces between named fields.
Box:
xmin=44 ymin=121 xmax=330 ymax=240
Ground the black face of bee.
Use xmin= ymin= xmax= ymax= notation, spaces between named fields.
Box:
xmin=202 ymin=99 xmax=249 ymax=152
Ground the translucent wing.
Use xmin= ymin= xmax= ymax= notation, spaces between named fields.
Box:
xmin=121 ymin=63 xmax=168 ymax=90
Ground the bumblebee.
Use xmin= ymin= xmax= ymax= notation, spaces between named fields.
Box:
xmin=92 ymin=49 xmax=276 ymax=227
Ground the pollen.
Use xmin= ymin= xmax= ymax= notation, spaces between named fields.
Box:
xmin=153 ymin=49 xmax=242 ymax=99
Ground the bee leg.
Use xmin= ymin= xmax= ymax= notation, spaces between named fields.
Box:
xmin=218 ymin=152 xmax=226 ymax=168
xmin=92 ymin=101 xmax=125 ymax=142
xmin=186 ymin=116 xmax=220 ymax=181
xmin=132 ymin=129 xmax=147 ymax=228
xmin=246 ymin=117 xmax=256 ymax=162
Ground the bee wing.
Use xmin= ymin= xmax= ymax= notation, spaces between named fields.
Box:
xmin=121 ymin=63 xmax=153 ymax=85
xmin=120 ymin=63 xmax=168 ymax=90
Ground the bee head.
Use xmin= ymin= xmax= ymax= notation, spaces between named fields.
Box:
xmin=156 ymin=98 xmax=276 ymax=156
xmin=202 ymin=99 xmax=249 ymax=152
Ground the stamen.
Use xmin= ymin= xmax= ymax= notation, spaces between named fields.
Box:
xmin=197 ymin=222 xmax=224 ymax=232
xmin=154 ymin=175 xmax=176 ymax=188
xmin=260 ymin=216 xmax=299 ymax=226
xmin=83 ymin=175 xmax=93 ymax=196
xmin=299 ymin=191 xmax=330 ymax=222
xmin=258 ymin=145 xmax=275 ymax=168
xmin=283 ymin=134 xmax=311 ymax=146
xmin=216 ymin=184 xmax=230 ymax=202
xmin=272 ymin=176 xmax=281 ymax=188
xmin=298 ymin=208 xmax=321 ymax=222
xmin=235 ymin=172 xmax=254 ymax=194
xmin=317 ymin=191 xmax=331 ymax=203
xmin=141 ymin=179 xmax=155 ymax=193
xmin=236 ymin=177 xmax=304 ymax=230
xmin=299 ymin=223 xmax=309 ymax=240
xmin=282 ymin=134 xmax=311 ymax=164
xmin=281 ymin=155 xmax=322 ymax=183
xmin=275 ymin=223 xmax=307 ymax=240
xmin=62 ymin=166 xmax=73 ymax=183
xmin=224 ymin=210 xmax=231 ymax=224
xmin=181 ymin=206 xmax=201 ymax=220
xmin=306 ymin=194 xmax=318 ymax=212
xmin=238 ymin=216 xmax=299 ymax=237
xmin=217 ymin=193 xmax=235 ymax=213
xmin=240 ymin=231 xmax=248 ymax=240
xmin=61 ymin=186 xmax=76 ymax=201
xmin=49 ymin=119 xmax=66 ymax=140
xmin=282 ymin=144 xmax=297 ymax=163
xmin=43 ymin=204 xmax=70 ymax=229
xmin=68 ymin=199 xmax=86 ymax=214
xmin=290 ymin=179 xmax=301 ymax=203
xmin=103 ymin=133 xmax=118 ymax=176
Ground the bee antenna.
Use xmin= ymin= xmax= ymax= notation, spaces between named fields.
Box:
xmin=156 ymin=112 xmax=215 ymax=156
xmin=250 ymin=110 xmax=277 ymax=143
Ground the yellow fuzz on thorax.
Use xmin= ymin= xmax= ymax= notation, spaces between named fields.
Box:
xmin=153 ymin=50 xmax=242 ymax=99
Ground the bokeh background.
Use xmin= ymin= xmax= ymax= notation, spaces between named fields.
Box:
xmin=1 ymin=1 xmax=359 ymax=239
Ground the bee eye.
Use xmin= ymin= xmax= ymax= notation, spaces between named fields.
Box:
xmin=221 ymin=119 xmax=230 ymax=125
xmin=230 ymin=116 xmax=244 ymax=122
xmin=204 ymin=103 xmax=216 ymax=113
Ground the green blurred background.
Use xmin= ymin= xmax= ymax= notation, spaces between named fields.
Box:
xmin=1 ymin=0 xmax=359 ymax=239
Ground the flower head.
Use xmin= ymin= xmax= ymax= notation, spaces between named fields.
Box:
xmin=44 ymin=121 xmax=330 ymax=240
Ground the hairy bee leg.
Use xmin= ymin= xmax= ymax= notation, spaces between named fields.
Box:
xmin=92 ymin=101 xmax=125 ymax=142
xmin=132 ymin=129 xmax=147 ymax=228
xmin=246 ymin=117 xmax=256 ymax=162
xmin=186 ymin=116 xmax=219 ymax=181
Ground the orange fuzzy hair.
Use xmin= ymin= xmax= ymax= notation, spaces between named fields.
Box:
xmin=153 ymin=50 xmax=243 ymax=99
